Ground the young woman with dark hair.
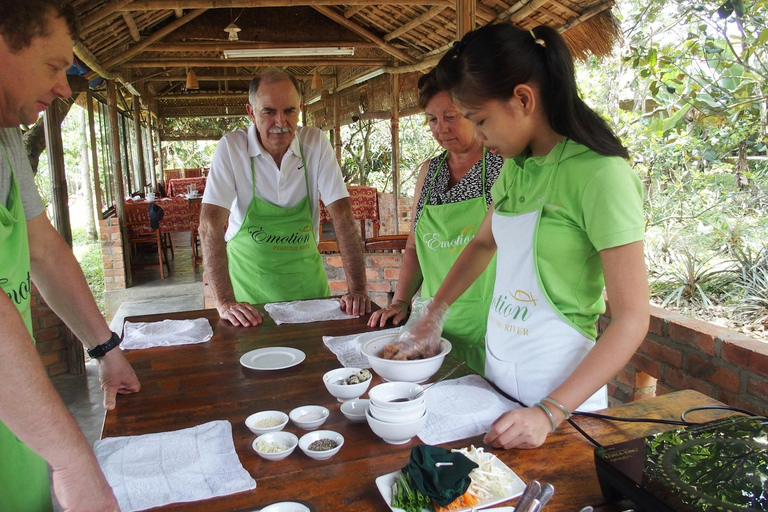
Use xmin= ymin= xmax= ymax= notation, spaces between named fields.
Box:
xmin=394 ymin=23 xmax=649 ymax=450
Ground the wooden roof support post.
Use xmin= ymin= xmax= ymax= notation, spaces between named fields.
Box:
xmin=156 ymin=118 xmax=165 ymax=183
xmin=456 ymin=0 xmax=476 ymax=38
xmin=390 ymin=72 xmax=400 ymax=235
xmin=333 ymin=75 xmax=342 ymax=165
xmin=86 ymin=87 xmax=104 ymax=217
xmin=133 ymin=94 xmax=147 ymax=191
xmin=148 ymin=111 xmax=158 ymax=190
xmin=43 ymin=101 xmax=73 ymax=247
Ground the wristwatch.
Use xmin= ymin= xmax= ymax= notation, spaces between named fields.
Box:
xmin=87 ymin=332 xmax=121 ymax=359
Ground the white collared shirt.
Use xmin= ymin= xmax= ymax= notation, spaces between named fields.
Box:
xmin=203 ymin=124 xmax=348 ymax=241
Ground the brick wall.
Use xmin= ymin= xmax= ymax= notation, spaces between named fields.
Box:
xmin=377 ymin=193 xmax=412 ymax=235
xmin=604 ymin=303 xmax=768 ymax=416
xmin=99 ymin=216 xmax=127 ymax=291
xmin=30 ymin=284 xmax=71 ymax=377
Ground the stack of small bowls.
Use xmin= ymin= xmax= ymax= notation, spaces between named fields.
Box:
xmin=366 ymin=381 xmax=428 ymax=445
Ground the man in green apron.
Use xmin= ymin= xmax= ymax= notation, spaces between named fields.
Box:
xmin=1 ymin=3 xmax=140 ymax=510
xmin=200 ymin=69 xmax=370 ymax=327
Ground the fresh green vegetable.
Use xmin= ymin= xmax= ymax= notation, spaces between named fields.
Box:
xmin=391 ymin=471 xmax=432 ymax=512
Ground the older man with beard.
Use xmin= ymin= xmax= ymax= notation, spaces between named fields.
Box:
xmin=200 ymin=69 xmax=370 ymax=326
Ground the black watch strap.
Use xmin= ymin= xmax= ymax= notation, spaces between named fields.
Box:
xmin=87 ymin=332 xmax=121 ymax=359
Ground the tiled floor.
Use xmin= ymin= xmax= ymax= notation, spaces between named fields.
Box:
xmin=50 ymin=231 xmax=205 ymax=510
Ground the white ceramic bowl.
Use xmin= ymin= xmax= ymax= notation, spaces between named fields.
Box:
xmin=368 ymin=402 xmax=426 ymax=423
xmin=323 ymin=367 xmax=372 ymax=402
xmin=340 ymin=398 xmax=369 ymax=423
xmin=252 ymin=431 xmax=299 ymax=461
xmin=368 ymin=382 xmax=425 ymax=410
xmin=298 ymin=430 xmax=344 ymax=460
xmin=289 ymin=405 xmax=330 ymax=430
xmin=245 ymin=410 xmax=289 ymax=435
xmin=366 ymin=407 xmax=428 ymax=445
xmin=361 ymin=333 xmax=452 ymax=383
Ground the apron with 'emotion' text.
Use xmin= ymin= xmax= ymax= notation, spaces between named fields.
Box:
xmin=415 ymin=151 xmax=496 ymax=375
xmin=0 ymin=139 xmax=53 ymax=512
xmin=226 ymin=135 xmax=330 ymax=304
xmin=485 ymin=140 xmax=607 ymax=411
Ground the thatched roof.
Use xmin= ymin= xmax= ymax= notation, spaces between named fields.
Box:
xmin=70 ymin=0 xmax=620 ymax=126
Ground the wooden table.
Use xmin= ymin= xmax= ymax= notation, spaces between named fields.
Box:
xmin=107 ymin=308 xmax=734 ymax=512
xmin=167 ymin=177 xmax=206 ymax=197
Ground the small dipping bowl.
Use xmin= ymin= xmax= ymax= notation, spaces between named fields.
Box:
xmin=245 ymin=410 xmax=289 ymax=435
xmin=323 ymin=367 xmax=372 ymax=402
xmin=289 ymin=405 xmax=330 ymax=430
xmin=252 ymin=431 xmax=298 ymax=461
xmin=366 ymin=408 xmax=427 ymax=445
xmin=298 ymin=430 xmax=344 ymax=460
xmin=368 ymin=382 xmax=425 ymax=411
xmin=340 ymin=398 xmax=369 ymax=423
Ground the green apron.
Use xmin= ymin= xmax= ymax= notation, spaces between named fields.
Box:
xmin=414 ymin=151 xmax=497 ymax=376
xmin=226 ymin=135 xmax=331 ymax=304
xmin=0 ymin=140 xmax=53 ymax=512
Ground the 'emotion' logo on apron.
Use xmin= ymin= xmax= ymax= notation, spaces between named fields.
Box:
xmin=1 ymin=272 xmax=31 ymax=307
xmin=421 ymin=226 xmax=477 ymax=252
xmin=247 ymin=226 xmax=311 ymax=246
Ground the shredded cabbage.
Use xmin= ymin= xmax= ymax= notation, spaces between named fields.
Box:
xmin=452 ymin=445 xmax=515 ymax=501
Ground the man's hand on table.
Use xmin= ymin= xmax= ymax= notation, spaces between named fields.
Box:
xmin=52 ymin=453 xmax=121 ymax=512
xmin=483 ymin=406 xmax=555 ymax=449
xmin=218 ymin=300 xmax=263 ymax=327
xmin=98 ymin=349 xmax=141 ymax=410
xmin=339 ymin=291 xmax=371 ymax=317
xmin=368 ymin=299 xmax=409 ymax=327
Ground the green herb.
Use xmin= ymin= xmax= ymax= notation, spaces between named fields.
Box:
xmin=391 ymin=471 xmax=432 ymax=512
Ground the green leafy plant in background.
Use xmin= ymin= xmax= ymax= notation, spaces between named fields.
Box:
xmin=730 ymin=246 xmax=768 ymax=327
xmin=654 ymin=247 xmax=735 ymax=308
xmin=72 ymin=227 xmax=105 ymax=314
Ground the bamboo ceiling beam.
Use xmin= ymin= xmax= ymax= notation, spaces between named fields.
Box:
xmin=122 ymin=13 xmax=141 ymax=42
xmin=456 ymin=0 xmax=476 ymax=38
xmin=557 ymin=1 xmax=613 ymax=32
xmin=158 ymin=93 xmax=250 ymax=100
xmin=174 ymin=8 xmax=184 ymax=16
xmin=101 ymin=9 xmax=208 ymax=69
xmin=476 ymin=5 xmax=495 ymax=22
xmin=81 ymin=0 xmax=135 ymax=29
xmin=344 ymin=5 xmax=366 ymax=17
xmin=146 ymin=41 xmax=379 ymax=51
xmin=118 ymin=0 xmax=453 ymax=8
xmin=500 ymin=0 xmax=550 ymax=22
xmin=158 ymin=108 xmax=248 ymax=117
xmin=312 ymin=6 xmax=416 ymax=64
xmin=120 ymin=57 xmax=390 ymax=67
xmin=139 ymin=73 xmax=328 ymax=81
xmin=74 ymin=41 xmax=143 ymax=96
xmin=548 ymin=0 xmax=579 ymax=18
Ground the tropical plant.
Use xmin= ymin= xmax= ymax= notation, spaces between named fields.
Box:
xmin=653 ymin=247 xmax=736 ymax=308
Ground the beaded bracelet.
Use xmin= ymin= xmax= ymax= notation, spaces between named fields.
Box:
xmin=541 ymin=397 xmax=571 ymax=420
xmin=533 ymin=402 xmax=557 ymax=433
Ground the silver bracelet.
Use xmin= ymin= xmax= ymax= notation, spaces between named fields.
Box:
xmin=533 ymin=402 xmax=557 ymax=433
xmin=541 ymin=397 xmax=571 ymax=420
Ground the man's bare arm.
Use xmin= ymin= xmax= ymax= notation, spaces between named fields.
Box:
xmin=326 ymin=197 xmax=371 ymax=316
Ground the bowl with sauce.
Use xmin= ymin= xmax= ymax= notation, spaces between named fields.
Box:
xmin=368 ymin=401 xmax=426 ymax=423
xmin=366 ymin=407 xmax=427 ymax=445
xmin=298 ymin=430 xmax=344 ymax=460
xmin=361 ymin=333 xmax=452 ymax=383
xmin=368 ymin=382 xmax=425 ymax=411
xmin=252 ymin=431 xmax=299 ymax=461
xmin=289 ymin=405 xmax=330 ymax=430
xmin=245 ymin=410 xmax=289 ymax=435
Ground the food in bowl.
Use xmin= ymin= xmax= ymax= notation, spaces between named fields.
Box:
xmin=298 ymin=430 xmax=344 ymax=460
xmin=289 ymin=405 xmax=329 ymax=430
xmin=362 ymin=333 xmax=452 ymax=383
xmin=368 ymin=382 xmax=425 ymax=410
xmin=323 ymin=367 xmax=373 ymax=402
xmin=308 ymin=438 xmax=338 ymax=451
xmin=245 ymin=410 xmax=289 ymax=435
xmin=252 ymin=431 xmax=299 ymax=461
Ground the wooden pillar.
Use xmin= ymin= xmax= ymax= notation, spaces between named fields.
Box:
xmin=132 ymin=94 xmax=147 ymax=191
xmin=107 ymin=81 xmax=126 ymax=221
xmin=121 ymin=116 xmax=133 ymax=194
xmin=456 ymin=0 xmax=476 ymax=38
xmin=332 ymin=74 xmax=341 ymax=165
xmin=148 ymin=113 xmax=158 ymax=190
xmin=390 ymin=72 xmax=401 ymax=235
xmin=86 ymin=87 xmax=104 ymax=217
xmin=156 ymin=117 xmax=165 ymax=183
xmin=43 ymin=102 xmax=73 ymax=246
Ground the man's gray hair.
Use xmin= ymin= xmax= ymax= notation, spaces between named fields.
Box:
xmin=249 ymin=69 xmax=302 ymax=106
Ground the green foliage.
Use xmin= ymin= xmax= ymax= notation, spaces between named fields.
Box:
xmin=162 ymin=117 xmax=249 ymax=140
xmin=72 ymin=227 xmax=105 ymax=314
xmin=651 ymin=248 xmax=735 ymax=308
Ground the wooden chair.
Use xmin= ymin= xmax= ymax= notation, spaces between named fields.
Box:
xmin=318 ymin=186 xmax=408 ymax=253
xmin=124 ymin=202 xmax=171 ymax=279
xmin=184 ymin=168 xmax=203 ymax=178
xmin=189 ymin=198 xmax=203 ymax=273
xmin=163 ymin=169 xmax=182 ymax=181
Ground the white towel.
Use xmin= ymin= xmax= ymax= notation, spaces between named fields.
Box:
xmin=322 ymin=327 xmax=400 ymax=368
xmin=418 ymin=375 xmax=520 ymax=445
xmin=94 ymin=420 xmax=256 ymax=512
xmin=121 ymin=318 xmax=213 ymax=350
xmin=265 ymin=298 xmax=355 ymax=325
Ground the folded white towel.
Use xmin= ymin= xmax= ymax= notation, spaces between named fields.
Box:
xmin=322 ymin=327 xmax=400 ymax=368
xmin=122 ymin=318 xmax=213 ymax=350
xmin=265 ymin=298 xmax=355 ymax=325
xmin=418 ymin=375 xmax=520 ymax=445
xmin=94 ymin=420 xmax=256 ymax=512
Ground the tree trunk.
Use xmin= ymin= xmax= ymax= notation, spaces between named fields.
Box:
xmin=81 ymin=107 xmax=97 ymax=240
xmin=22 ymin=101 xmax=74 ymax=174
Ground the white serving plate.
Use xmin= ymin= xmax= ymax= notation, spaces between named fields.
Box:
xmin=240 ymin=347 xmax=306 ymax=370
xmin=375 ymin=454 xmax=525 ymax=512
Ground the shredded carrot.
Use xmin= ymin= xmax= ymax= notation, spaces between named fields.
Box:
xmin=432 ymin=489 xmax=479 ymax=511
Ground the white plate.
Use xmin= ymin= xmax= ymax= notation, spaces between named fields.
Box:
xmin=375 ymin=454 xmax=525 ymax=512
xmin=259 ymin=502 xmax=311 ymax=512
xmin=240 ymin=347 xmax=306 ymax=370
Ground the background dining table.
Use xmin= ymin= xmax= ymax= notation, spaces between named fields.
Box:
xmin=107 ymin=306 xmax=737 ymax=512
xmin=166 ymin=176 xmax=206 ymax=197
